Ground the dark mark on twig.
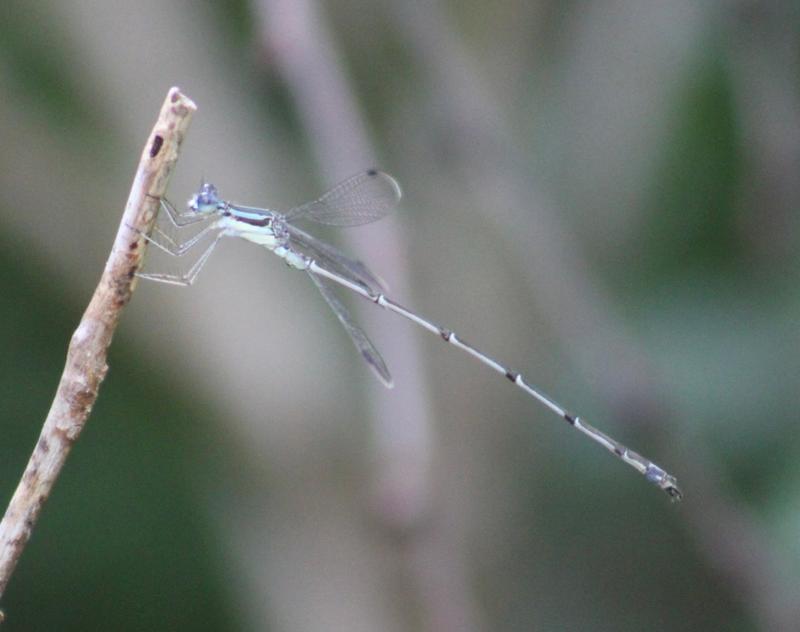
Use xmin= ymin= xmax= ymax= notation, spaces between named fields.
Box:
xmin=149 ymin=135 xmax=164 ymax=157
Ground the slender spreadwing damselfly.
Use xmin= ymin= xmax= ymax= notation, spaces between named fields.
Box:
xmin=137 ymin=170 xmax=681 ymax=501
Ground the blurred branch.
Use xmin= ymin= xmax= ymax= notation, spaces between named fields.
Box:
xmin=256 ymin=0 xmax=437 ymax=530
xmin=385 ymin=0 xmax=657 ymax=418
xmin=255 ymin=1 xmax=481 ymax=630
xmin=387 ymin=2 xmax=799 ymax=628
xmin=0 ymin=87 xmax=196 ymax=614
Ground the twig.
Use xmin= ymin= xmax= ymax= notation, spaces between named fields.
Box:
xmin=0 ymin=87 xmax=196 ymax=616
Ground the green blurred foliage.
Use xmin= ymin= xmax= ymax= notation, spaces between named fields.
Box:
xmin=0 ymin=234 xmax=241 ymax=630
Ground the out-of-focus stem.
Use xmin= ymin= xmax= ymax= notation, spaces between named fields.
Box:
xmin=387 ymin=3 xmax=799 ymax=628
xmin=256 ymin=1 xmax=481 ymax=630
xmin=258 ymin=0 xmax=435 ymax=533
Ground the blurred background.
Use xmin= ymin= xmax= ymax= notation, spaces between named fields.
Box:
xmin=1 ymin=1 xmax=799 ymax=630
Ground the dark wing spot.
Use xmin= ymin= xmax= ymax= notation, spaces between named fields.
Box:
xmin=366 ymin=169 xmax=378 ymax=176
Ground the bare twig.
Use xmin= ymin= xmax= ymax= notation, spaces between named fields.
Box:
xmin=0 ymin=87 xmax=196 ymax=615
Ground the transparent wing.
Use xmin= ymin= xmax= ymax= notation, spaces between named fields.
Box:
xmin=307 ymin=271 xmax=393 ymax=388
xmin=285 ymin=222 xmax=386 ymax=293
xmin=283 ymin=170 xmax=402 ymax=227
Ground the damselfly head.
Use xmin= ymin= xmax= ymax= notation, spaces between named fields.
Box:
xmin=188 ymin=182 xmax=221 ymax=214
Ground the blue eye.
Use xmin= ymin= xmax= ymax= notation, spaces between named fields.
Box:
xmin=199 ymin=183 xmax=217 ymax=199
xmin=189 ymin=182 xmax=221 ymax=213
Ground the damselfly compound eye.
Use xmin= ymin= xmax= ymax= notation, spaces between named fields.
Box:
xmin=188 ymin=182 xmax=221 ymax=213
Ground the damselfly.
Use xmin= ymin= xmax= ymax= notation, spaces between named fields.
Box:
xmin=137 ymin=170 xmax=681 ymax=500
